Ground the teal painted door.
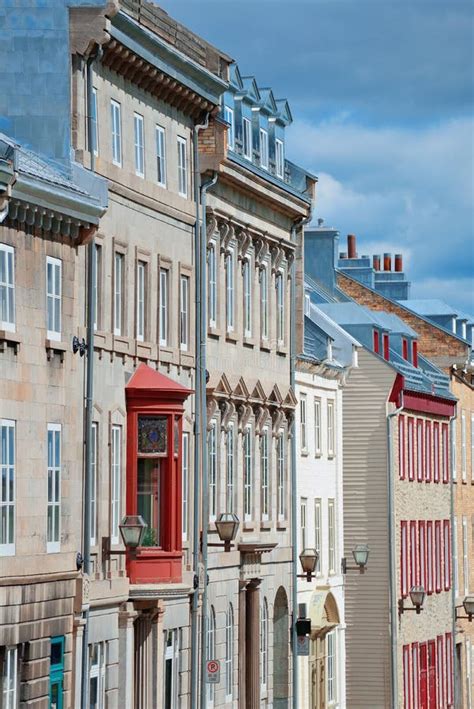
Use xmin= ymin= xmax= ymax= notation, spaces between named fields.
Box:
xmin=49 ymin=637 xmax=65 ymax=709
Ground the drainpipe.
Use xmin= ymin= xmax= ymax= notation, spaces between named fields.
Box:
xmin=199 ymin=170 xmax=218 ymax=709
xmin=450 ymin=408 xmax=457 ymax=708
xmin=387 ymin=391 xmax=404 ymax=709
xmin=290 ymin=214 xmax=311 ymax=709
xmin=190 ymin=114 xmax=209 ymax=709
xmin=80 ymin=47 xmax=100 ymax=709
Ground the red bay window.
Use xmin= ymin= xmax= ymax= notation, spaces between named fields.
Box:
xmin=125 ymin=364 xmax=192 ymax=584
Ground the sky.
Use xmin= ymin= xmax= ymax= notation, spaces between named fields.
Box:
xmin=159 ymin=0 xmax=474 ymax=315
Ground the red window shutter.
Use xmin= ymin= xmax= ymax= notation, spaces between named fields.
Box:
xmin=442 ymin=424 xmax=449 ymax=483
xmin=403 ymin=338 xmax=409 ymax=360
xmin=410 ymin=521 xmax=418 ymax=587
xmin=433 ymin=423 xmax=440 ymax=483
xmin=408 ymin=418 xmax=415 ymax=481
xmin=446 ymin=633 xmax=453 ymax=706
xmin=417 ymin=419 xmax=424 ymax=482
xmin=404 ymin=644 xmax=412 ymax=709
xmin=373 ymin=329 xmax=380 ymax=354
xmin=435 ymin=521 xmax=442 ymax=593
xmin=427 ymin=522 xmax=433 ymax=594
xmin=383 ymin=333 xmax=390 ymax=360
xmin=419 ymin=643 xmax=428 ymax=709
xmin=443 ymin=520 xmax=451 ymax=591
xmin=437 ymin=635 xmax=444 ymax=708
xmin=419 ymin=521 xmax=426 ymax=591
xmin=399 ymin=416 xmax=406 ymax=480
xmin=425 ymin=421 xmax=432 ymax=483
xmin=401 ymin=521 xmax=408 ymax=597
xmin=413 ymin=340 xmax=419 ymax=367
xmin=428 ymin=641 xmax=436 ymax=709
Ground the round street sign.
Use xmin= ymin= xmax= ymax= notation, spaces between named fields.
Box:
xmin=206 ymin=659 xmax=220 ymax=683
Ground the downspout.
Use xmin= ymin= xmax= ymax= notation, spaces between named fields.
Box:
xmin=290 ymin=213 xmax=311 ymax=709
xmin=387 ymin=391 xmax=404 ymax=709
xmin=450 ymin=407 xmax=457 ymax=708
xmin=199 ymin=170 xmax=218 ymax=709
xmin=190 ymin=114 xmax=209 ymax=709
xmin=80 ymin=47 xmax=100 ymax=709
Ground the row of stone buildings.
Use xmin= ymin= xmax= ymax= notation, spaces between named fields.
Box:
xmin=0 ymin=1 xmax=473 ymax=708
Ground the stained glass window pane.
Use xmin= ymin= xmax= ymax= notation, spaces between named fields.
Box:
xmin=138 ymin=416 xmax=167 ymax=455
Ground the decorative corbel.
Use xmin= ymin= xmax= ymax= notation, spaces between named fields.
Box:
xmin=219 ymin=220 xmax=234 ymax=254
xmin=219 ymin=399 xmax=236 ymax=431
xmin=271 ymin=245 xmax=285 ymax=274
xmin=286 ymin=249 xmax=295 ymax=269
xmin=286 ymin=410 xmax=296 ymax=438
xmin=206 ymin=212 xmax=218 ymax=244
xmin=237 ymin=403 xmax=253 ymax=433
xmin=255 ymin=237 xmax=269 ymax=270
xmin=255 ymin=405 xmax=270 ymax=436
xmin=237 ymin=229 xmax=252 ymax=261
xmin=271 ymin=408 xmax=286 ymax=437
xmin=206 ymin=398 xmax=219 ymax=429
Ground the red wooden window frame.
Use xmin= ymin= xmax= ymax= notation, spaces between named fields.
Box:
xmin=435 ymin=520 xmax=442 ymax=593
xmin=433 ymin=423 xmax=440 ymax=483
xmin=426 ymin=521 xmax=434 ymax=595
xmin=442 ymin=423 xmax=449 ymax=484
xmin=425 ymin=421 xmax=432 ymax=483
xmin=419 ymin=643 xmax=428 ymax=709
xmin=404 ymin=644 xmax=412 ymax=709
xmin=436 ymin=635 xmax=445 ymax=709
xmin=373 ymin=329 xmax=380 ymax=354
xmin=408 ymin=417 xmax=415 ymax=481
xmin=443 ymin=519 xmax=451 ymax=591
xmin=428 ymin=640 xmax=436 ymax=709
xmin=413 ymin=340 xmax=419 ymax=367
xmin=412 ymin=642 xmax=419 ymax=709
xmin=383 ymin=332 xmax=390 ymax=360
xmin=402 ymin=337 xmax=409 ymax=361
xmin=399 ymin=415 xmax=406 ymax=480
xmin=419 ymin=521 xmax=426 ymax=592
xmin=410 ymin=520 xmax=418 ymax=588
xmin=401 ymin=520 xmax=409 ymax=597
xmin=417 ymin=419 xmax=424 ymax=482
xmin=445 ymin=633 xmax=453 ymax=707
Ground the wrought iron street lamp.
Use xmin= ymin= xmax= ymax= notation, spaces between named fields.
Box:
xmin=298 ymin=548 xmax=319 ymax=582
xmin=205 ymin=513 xmax=240 ymax=553
xmin=119 ymin=515 xmax=147 ymax=549
xmin=456 ymin=595 xmax=474 ymax=622
xmin=399 ymin=586 xmax=426 ymax=615
xmin=341 ymin=544 xmax=370 ymax=574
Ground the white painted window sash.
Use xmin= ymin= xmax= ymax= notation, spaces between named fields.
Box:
xmin=46 ymin=256 xmax=61 ymax=341
xmin=156 ymin=125 xmax=167 ymax=187
xmin=0 ymin=419 xmax=15 ymax=556
xmin=110 ymin=99 xmax=122 ymax=166
xmin=177 ymin=136 xmax=187 ymax=197
xmin=133 ymin=113 xmax=145 ymax=177
xmin=0 ymin=243 xmax=15 ymax=331
xmin=47 ymin=423 xmax=61 ymax=553
xmin=111 ymin=425 xmax=121 ymax=544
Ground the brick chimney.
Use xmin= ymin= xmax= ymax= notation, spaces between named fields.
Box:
xmin=394 ymin=254 xmax=403 ymax=272
xmin=347 ymin=234 xmax=357 ymax=259
xmin=383 ymin=253 xmax=392 ymax=271
xmin=373 ymin=255 xmax=381 ymax=271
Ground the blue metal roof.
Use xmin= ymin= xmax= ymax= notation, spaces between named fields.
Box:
xmin=401 ymin=299 xmax=458 ymax=317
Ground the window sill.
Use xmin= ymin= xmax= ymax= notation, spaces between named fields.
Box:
xmin=0 ymin=329 xmax=21 ymax=354
xmin=243 ymin=336 xmax=255 ymax=348
xmin=208 ymin=326 xmax=221 ymax=339
xmin=260 ymin=520 xmax=272 ymax=531
xmin=226 ymin=331 xmax=238 ymax=343
xmin=276 ymin=520 xmax=288 ymax=531
xmin=260 ymin=339 xmax=271 ymax=352
xmin=243 ymin=521 xmax=255 ymax=531
xmin=301 ymin=449 xmax=309 ymax=457
xmin=277 ymin=345 xmax=288 ymax=356
xmin=45 ymin=338 xmax=67 ymax=362
xmin=314 ymin=452 xmax=322 ymax=459
xmin=113 ymin=335 xmax=132 ymax=355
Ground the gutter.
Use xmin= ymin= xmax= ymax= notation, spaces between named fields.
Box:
xmin=387 ymin=391 xmax=404 ymax=708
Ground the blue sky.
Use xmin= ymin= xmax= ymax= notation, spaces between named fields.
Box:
xmin=159 ymin=0 xmax=474 ymax=315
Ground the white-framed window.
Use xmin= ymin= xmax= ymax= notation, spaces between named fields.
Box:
xmin=90 ymin=422 xmax=98 ymax=546
xmin=401 ymin=521 xmax=409 ymax=596
xmin=0 ymin=244 xmax=15 ymax=332
xmin=462 ymin=411 xmax=467 ymax=481
xmin=275 ymin=138 xmax=284 ymax=179
xmin=412 ymin=643 xmax=419 ymax=709
xmin=260 ymin=428 xmax=269 ymax=520
xmin=463 ymin=516 xmax=469 ymax=595
xmin=159 ymin=268 xmax=169 ymax=347
xmin=224 ymin=106 xmax=234 ymax=150
xmin=208 ymin=421 xmax=217 ymax=521
xmin=164 ymin=629 xmax=179 ymax=709
xmin=0 ymin=420 xmax=15 ymax=556
xmin=226 ymin=424 xmax=235 ymax=514
xmin=206 ymin=607 xmax=216 ymax=705
xmin=177 ymin=136 xmax=187 ymax=197
xmin=243 ymin=426 xmax=252 ymax=520
xmin=110 ymin=99 xmax=122 ymax=166
xmin=314 ymin=399 xmax=322 ymax=456
xmin=136 ymin=261 xmax=146 ymax=342
xmin=276 ymin=272 xmax=284 ymax=344
xmin=1 ymin=646 xmax=18 ymax=709
xmin=111 ymin=425 xmax=121 ymax=544
xmin=134 ymin=112 xmax=145 ymax=177
xmin=242 ymin=117 xmax=252 ymax=159
xmin=260 ymin=598 xmax=269 ymax=694
xmin=427 ymin=521 xmax=433 ymax=594
xmin=179 ymin=275 xmax=189 ymax=351
xmin=225 ymin=249 xmax=235 ymax=332
xmin=328 ymin=498 xmax=336 ymax=574
xmin=113 ymin=252 xmax=124 ymax=336
xmin=225 ymin=604 xmax=234 ymax=701
xmin=90 ymin=87 xmax=99 ymax=157
xmin=315 ymin=498 xmax=322 ymax=574
xmin=300 ymin=394 xmax=307 ymax=452
xmin=243 ymin=258 xmax=252 ymax=337
xmin=182 ymin=432 xmax=189 ymax=541
xmin=434 ymin=422 xmax=440 ymax=483
xmin=89 ymin=641 xmax=106 ymax=709
xmin=327 ymin=400 xmax=335 ymax=458
xmin=260 ymin=128 xmax=269 ymax=169
xmin=326 ymin=629 xmax=337 ymax=705
xmin=260 ymin=265 xmax=268 ymax=340
xmin=452 ymin=418 xmax=457 ymax=481
xmin=208 ymin=242 xmax=217 ymax=327
xmin=277 ymin=431 xmax=285 ymax=520
xmin=300 ymin=497 xmax=307 ymax=552
xmin=46 ymin=256 xmax=61 ymax=340
xmin=47 ymin=423 xmax=61 ymax=553
xmin=454 ymin=516 xmax=459 ymax=597
xmin=93 ymin=243 xmax=101 ymax=331
xmin=156 ymin=125 xmax=166 ymax=187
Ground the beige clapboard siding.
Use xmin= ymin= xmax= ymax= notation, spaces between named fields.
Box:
xmin=343 ymin=348 xmax=396 ymax=709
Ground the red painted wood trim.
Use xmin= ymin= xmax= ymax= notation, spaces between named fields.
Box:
xmin=403 ymin=392 xmax=456 ymax=418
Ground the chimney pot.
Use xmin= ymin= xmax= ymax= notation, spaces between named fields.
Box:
xmin=373 ymin=255 xmax=381 ymax=271
xmin=340 ymin=252 xmax=347 ymax=259
xmin=383 ymin=253 xmax=392 ymax=271
xmin=347 ymin=234 xmax=357 ymax=259
xmin=394 ymin=254 xmax=403 ymax=272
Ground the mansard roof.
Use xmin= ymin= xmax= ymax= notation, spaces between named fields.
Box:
xmin=240 ymin=76 xmax=261 ymax=102
xmin=228 ymin=64 xmax=293 ymax=126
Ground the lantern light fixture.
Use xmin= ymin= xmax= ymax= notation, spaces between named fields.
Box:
xmin=298 ymin=548 xmax=319 ymax=582
xmin=341 ymin=544 xmax=370 ymax=574
xmin=399 ymin=585 xmax=426 ymax=615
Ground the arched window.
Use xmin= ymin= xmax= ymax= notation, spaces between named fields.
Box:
xmin=260 ymin=598 xmax=269 ymax=693
xmin=225 ymin=603 xmax=234 ymax=701
xmin=206 ymin=606 xmax=216 ymax=705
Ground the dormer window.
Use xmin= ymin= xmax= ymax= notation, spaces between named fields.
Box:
xmin=327 ymin=339 xmax=333 ymax=361
xmin=224 ymin=106 xmax=234 ymax=151
xmin=260 ymin=129 xmax=269 ymax=169
xmin=402 ymin=338 xmax=409 ymax=361
xmin=373 ymin=330 xmax=380 ymax=354
xmin=275 ymin=139 xmax=284 ymax=179
xmin=382 ymin=333 xmax=390 ymax=360
xmin=304 ymin=294 xmax=311 ymax=316
xmin=242 ymin=118 xmax=252 ymax=159
xmin=412 ymin=340 xmax=418 ymax=367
